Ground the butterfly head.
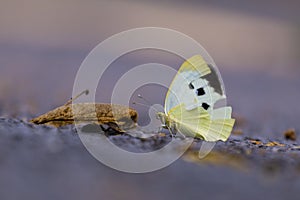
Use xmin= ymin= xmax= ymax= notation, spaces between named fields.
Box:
xmin=156 ymin=112 xmax=170 ymax=129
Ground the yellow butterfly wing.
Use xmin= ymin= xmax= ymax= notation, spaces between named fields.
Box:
xmin=163 ymin=55 xmax=235 ymax=141
xmin=164 ymin=55 xmax=224 ymax=114
xmin=168 ymin=104 xmax=235 ymax=142
xmin=165 ymin=55 xmax=209 ymax=112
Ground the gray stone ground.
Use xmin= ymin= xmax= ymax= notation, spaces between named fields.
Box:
xmin=0 ymin=116 xmax=300 ymax=200
xmin=1 ymin=58 xmax=300 ymax=200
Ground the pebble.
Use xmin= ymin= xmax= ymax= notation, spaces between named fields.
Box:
xmin=284 ymin=129 xmax=297 ymax=141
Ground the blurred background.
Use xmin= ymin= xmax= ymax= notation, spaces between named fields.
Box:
xmin=1 ymin=0 xmax=300 ymax=136
xmin=1 ymin=1 xmax=300 ymax=200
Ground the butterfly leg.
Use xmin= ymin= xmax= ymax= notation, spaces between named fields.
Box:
xmin=172 ymin=128 xmax=186 ymax=139
xmin=167 ymin=123 xmax=185 ymax=139
xmin=157 ymin=125 xmax=163 ymax=134
xmin=176 ymin=130 xmax=186 ymax=139
xmin=167 ymin=126 xmax=176 ymax=138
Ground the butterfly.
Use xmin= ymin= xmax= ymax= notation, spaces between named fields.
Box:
xmin=157 ymin=55 xmax=235 ymax=142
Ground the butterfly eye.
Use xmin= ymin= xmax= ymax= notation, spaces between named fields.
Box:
xmin=188 ymin=83 xmax=194 ymax=89
xmin=196 ymin=88 xmax=205 ymax=96
xmin=201 ymin=103 xmax=210 ymax=110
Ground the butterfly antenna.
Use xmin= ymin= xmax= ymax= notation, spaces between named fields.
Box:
xmin=65 ymin=89 xmax=89 ymax=105
xmin=132 ymin=101 xmax=150 ymax=108
xmin=134 ymin=94 xmax=160 ymax=113
xmin=137 ymin=94 xmax=153 ymax=106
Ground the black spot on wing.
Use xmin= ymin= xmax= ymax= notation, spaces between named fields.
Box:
xmin=202 ymin=103 xmax=210 ymax=110
xmin=189 ymin=83 xmax=194 ymax=89
xmin=196 ymin=88 xmax=205 ymax=96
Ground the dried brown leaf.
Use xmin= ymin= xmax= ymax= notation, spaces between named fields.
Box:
xmin=30 ymin=103 xmax=138 ymax=132
xmin=30 ymin=90 xmax=138 ymax=132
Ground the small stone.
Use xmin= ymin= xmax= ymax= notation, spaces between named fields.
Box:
xmin=249 ymin=140 xmax=262 ymax=145
xmin=232 ymin=129 xmax=243 ymax=135
xmin=158 ymin=133 xmax=166 ymax=137
xmin=265 ymin=141 xmax=285 ymax=147
xmin=291 ymin=146 xmax=300 ymax=151
xmin=284 ymin=128 xmax=297 ymax=141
